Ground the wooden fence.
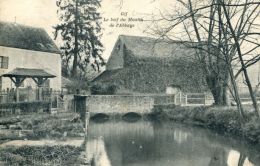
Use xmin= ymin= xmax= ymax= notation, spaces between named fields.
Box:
xmin=0 ymin=88 xmax=67 ymax=117
xmin=174 ymin=92 xmax=214 ymax=106
xmin=175 ymin=92 xmax=260 ymax=106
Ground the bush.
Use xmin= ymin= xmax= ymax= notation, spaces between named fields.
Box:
xmin=90 ymin=84 xmax=117 ymax=95
xmin=0 ymin=146 xmax=82 ymax=165
xmin=107 ymin=85 xmax=117 ymax=94
xmin=242 ymin=119 xmax=260 ymax=143
xmin=0 ymin=101 xmax=51 ymax=113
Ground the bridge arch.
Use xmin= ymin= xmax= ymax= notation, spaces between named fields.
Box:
xmin=122 ymin=112 xmax=142 ymax=122
xmin=90 ymin=113 xmax=110 ymax=123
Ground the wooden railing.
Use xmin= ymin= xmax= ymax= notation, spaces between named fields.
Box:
xmin=0 ymin=88 xmax=66 ymax=113
xmin=174 ymin=92 xmax=214 ymax=106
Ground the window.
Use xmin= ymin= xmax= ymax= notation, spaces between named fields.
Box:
xmin=0 ymin=56 xmax=9 ymax=69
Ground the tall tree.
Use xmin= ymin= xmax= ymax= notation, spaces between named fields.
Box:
xmin=54 ymin=0 xmax=105 ymax=78
xmin=147 ymin=0 xmax=260 ymax=115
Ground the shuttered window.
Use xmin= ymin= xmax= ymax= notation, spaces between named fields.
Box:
xmin=0 ymin=56 xmax=9 ymax=69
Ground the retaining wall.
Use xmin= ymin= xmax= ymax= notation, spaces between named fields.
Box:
xmin=85 ymin=95 xmax=155 ymax=114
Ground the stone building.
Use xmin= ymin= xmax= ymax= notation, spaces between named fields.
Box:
xmin=0 ymin=21 xmax=61 ymax=90
xmin=92 ymin=35 xmax=207 ymax=94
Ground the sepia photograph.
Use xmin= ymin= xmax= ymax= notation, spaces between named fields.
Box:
xmin=0 ymin=0 xmax=260 ymax=165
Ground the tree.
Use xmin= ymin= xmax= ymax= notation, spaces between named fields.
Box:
xmin=219 ymin=0 xmax=260 ymax=117
xmin=54 ymin=0 xmax=105 ymax=78
xmin=147 ymin=0 xmax=260 ymax=118
xmin=147 ymin=0 xmax=230 ymax=106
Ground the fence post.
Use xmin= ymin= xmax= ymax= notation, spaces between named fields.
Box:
xmin=6 ymin=88 xmax=9 ymax=103
xmin=15 ymin=87 xmax=19 ymax=102
xmin=179 ymin=91 xmax=182 ymax=104
xmin=27 ymin=87 xmax=30 ymax=101
xmin=50 ymin=88 xmax=53 ymax=109
xmin=56 ymin=95 xmax=58 ymax=108
xmin=204 ymin=93 xmax=206 ymax=106
xmin=185 ymin=94 xmax=188 ymax=106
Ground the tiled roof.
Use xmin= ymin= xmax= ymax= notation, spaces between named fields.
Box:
xmin=0 ymin=21 xmax=60 ymax=54
xmin=119 ymin=35 xmax=199 ymax=59
xmin=2 ymin=68 xmax=56 ymax=78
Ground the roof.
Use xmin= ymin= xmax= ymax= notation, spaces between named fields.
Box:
xmin=92 ymin=69 xmax=122 ymax=82
xmin=118 ymin=35 xmax=199 ymax=59
xmin=0 ymin=21 xmax=60 ymax=54
xmin=2 ymin=68 xmax=56 ymax=78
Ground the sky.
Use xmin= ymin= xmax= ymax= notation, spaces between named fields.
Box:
xmin=0 ymin=0 xmax=174 ymax=60
xmin=0 ymin=0 xmax=259 ymax=64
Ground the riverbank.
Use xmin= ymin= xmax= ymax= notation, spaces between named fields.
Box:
xmin=0 ymin=112 xmax=88 ymax=165
xmin=0 ymin=112 xmax=85 ymax=140
xmin=150 ymin=105 xmax=260 ymax=148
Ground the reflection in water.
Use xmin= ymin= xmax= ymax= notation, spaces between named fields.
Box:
xmin=173 ymin=128 xmax=190 ymax=144
xmin=85 ymin=137 xmax=112 ymax=166
xmin=227 ymin=150 xmax=254 ymax=166
xmin=208 ymin=147 xmax=228 ymax=166
xmin=86 ymin=121 xmax=259 ymax=166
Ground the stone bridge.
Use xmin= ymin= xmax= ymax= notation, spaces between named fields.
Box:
xmin=74 ymin=95 xmax=175 ymax=119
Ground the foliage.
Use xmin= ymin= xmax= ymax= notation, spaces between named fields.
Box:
xmin=0 ymin=146 xmax=81 ymax=165
xmin=0 ymin=101 xmax=50 ymax=113
xmin=0 ymin=112 xmax=85 ymax=139
xmin=90 ymin=84 xmax=117 ymax=95
xmin=242 ymin=119 xmax=260 ymax=143
xmin=64 ymin=77 xmax=89 ymax=93
xmin=54 ymin=0 xmax=105 ymax=77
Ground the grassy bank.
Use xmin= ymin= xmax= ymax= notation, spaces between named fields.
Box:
xmin=0 ymin=112 xmax=87 ymax=165
xmin=0 ymin=112 xmax=85 ymax=140
xmin=150 ymin=105 xmax=260 ymax=146
xmin=0 ymin=145 xmax=83 ymax=166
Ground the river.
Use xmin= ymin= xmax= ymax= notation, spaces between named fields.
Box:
xmin=85 ymin=120 xmax=260 ymax=166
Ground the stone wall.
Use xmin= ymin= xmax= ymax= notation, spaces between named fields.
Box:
xmin=85 ymin=95 xmax=155 ymax=114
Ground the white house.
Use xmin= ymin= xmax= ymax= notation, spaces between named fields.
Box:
xmin=0 ymin=21 xmax=61 ymax=90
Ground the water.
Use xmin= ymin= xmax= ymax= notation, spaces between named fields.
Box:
xmin=86 ymin=120 xmax=260 ymax=166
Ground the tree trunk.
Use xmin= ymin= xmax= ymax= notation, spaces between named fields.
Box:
xmin=188 ymin=0 xmax=229 ymax=106
xmin=229 ymin=65 xmax=246 ymax=119
xmin=238 ymin=154 xmax=246 ymax=166
xmin=206 ymin=75 xmax=228 ymax=105
xmin=72 ymin=0 xmax=79 ymax=77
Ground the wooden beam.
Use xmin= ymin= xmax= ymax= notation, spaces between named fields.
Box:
xmin=32 ymin=77 xmax=49 ymax=87
xmin=8 ymin=76 xmax=26 ymax=87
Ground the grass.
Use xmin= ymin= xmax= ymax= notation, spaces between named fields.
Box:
xmin=0 ymin=112 xmax=86 ymax=165
xmin=0 ymin=145 xmax=82 ymax=166
xmin=0 ymin=112 xmax=85 ymax=140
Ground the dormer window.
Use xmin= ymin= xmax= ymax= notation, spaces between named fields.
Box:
xmin=0 ymin=56 xmax=9 ymax=69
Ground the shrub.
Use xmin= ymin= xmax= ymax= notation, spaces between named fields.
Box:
xmin=0 ymin=146 xmax=82 ymax=165
xmin=90 ymin=84 xmax=103 ymax=95
xmin=242 ymin=119 xmax=260 ymax=143
xmin=90 ymin=84 xmax=117 ymax=95
xmin=107 ymin=85 xmax=117 ymax=94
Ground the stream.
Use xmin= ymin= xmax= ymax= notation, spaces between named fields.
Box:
xmin=86 ymin=120 xmax=260 ymax=166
